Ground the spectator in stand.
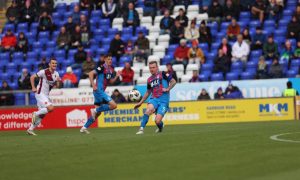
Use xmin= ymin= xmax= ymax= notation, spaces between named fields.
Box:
xmin=251 ymin=0 xmax=266 ymax=23
xmin=79 ymin=14 xmax=90 ymax=32
xmin=269 ymin=57 xmax=283 ymax=78
xmin=38 ymin=57 xmax=49 ymax=70
xmin=198 ymin=20 xmax=212 ymax=49
xmin=227 ymin=18 xmax=240 ymax=41
xmin=120 ymin=62 xmax=134 ymax=85
xmin=187 ymin=40 xmax=205 ymax=66
xmin=223 ymin=0 xmax=239 ymax=22
xmin=166 ymin=63 xmax=178 ymax=82
xmin=116 ymin=0 xmax=127 ymax=17
xmin=80 ymin=0 xmax=92 ymax=11
xmin=56 ymin=26 xmax=71 ymax=50
xmin=18 ymin=68 xmax=31 ymax=90
xmin=201 ymin=0 xmax=212 ymax=13
xmin=173 ymin=39 xmax=189 ymax=67
xmin=170 ymin=20 xmax=185 ymax=44
xmin=37 ymin=1 xmax=52 ymax=16
xmin=102 ymin=0 xmax=117 ymax=22
xmin=109 ymin=33 xmax=125 ymax=62
xmin=72 ymin=5 xmax=81 ymax=24
xmin=208 ymin=0 xmax=223 ymax=25
xmin=175 ymin=0 xmax=191 ymax=8
xmin=189 ymin=70 xmax=200 ymax=83
xmin=71 ymin=25 xmax=82 ymax=48
xmin=267 ymin=0 xmax=280 ymax=21
xmin=134 ymin=31 xmax=150 ymax=62
xmin=80 ymin=25 xmax=91 ymax=47
xmin=256 ymin=56 xmax=268 ymax=79
xmin=62 ymin=67 xmax=78 ymax=88
xmin=73 ymin=45 xmax=87 ymax=69
xmin=242 ymin=28 xmax=252 ymax=45
xmin=111 ymin=89 xmax=127 ymax=103
xmin=224 ymin=83 xmax=243 ymax=99
xmin=213 ymin=48 xmax=231 ymax=76
xmin=175 ymin=8 xmax=188 ymax=28
xmin=240 ymin=0 xmax=253 ymax=11
xmin=16 ymin=32 xmax=28 ymax=53
xmin=160 ymin=10 xmax=174 ymax=35
xmin=125 ymin=40 xmax=135 ymax=58
xmin=64 ymin=16 xmax=75 ymax=34
xmin=40 ymin=0 xmax=54 ymax=13
xmin=94 ymin=0 xmax=104 ymax=10
xmin=144 ymin=0 xmax=157 ymax=18
xmin=280 ymin=40 xmax=294 ymax=66
xmin=251 ymin=26 xmax=266 ymax=50
xmin=123 ymin=2 xmax=140 ymax=34
xmin=1 ymin=29 xmax=17 ymax=53
xmin=218 ymin=37 xmax=232 ymax=58
xmin=294 ymin=41 xmax=300 ymax=58
xmin=81 ymin=56 xmax=96 ymax=79
xmin=287 ymin=15 xmax=300 ymax=40
xmin=157 ymin=0 xmax=174 ymax=15
xmin=184 ymin=20 xmax=200 ymax=42
xmin=263 ymin=35 xmax=278 ymax=59
xmin=197 ymin=88 xmax=211 ymax=100
xmin=214 ymin=87 xmax=225 ymax=99
xmin=21 ymin=0 xmax=36 ymax=24
xmin=38 ymin=11 xmax=54 ymax=33
xmin=6 ymin=0 xmax=20 ymax=24
xmin=231 ymin=34 xmax=250 ymax=63
xmin=0 ymin=81 xmax=14 ymax=106
xmin=296 ymin=5 xmax=300 ymax=22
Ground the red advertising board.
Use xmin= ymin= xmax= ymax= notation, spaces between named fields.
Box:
xmin=0 ymin=106 xmax=97 ymax=131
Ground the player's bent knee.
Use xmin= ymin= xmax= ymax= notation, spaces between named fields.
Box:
xmin=110 ymin=103 xmax=117 ymax=110
xmin=47 ymin=106 xmax=54 ymax=112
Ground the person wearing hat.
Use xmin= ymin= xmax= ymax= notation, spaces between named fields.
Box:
xmin=62 ymin=67 xmax=78 ymax=88
xmin=214 ymin=87 xmax=225 ymax=99
xmin=6 ymin=0 xmax=20 ymax=24
xmin=263 ymin=35 xmax=279 ymax=59
xmin=1 ymin=29 xmax=17 ymax=53
xmin=184 ymin=19 xmax=199 ymax=42
xmin=251 ymin=26 xmax=266 ymax=50
xmin=170 ymin=20 xmax=185 ymax=44
xmin=173 ymin=39 xmax=189 ymax=68
xmin=197 ymin=88 xmax=211 ymax=100
xmin=256 ymin=56 xmax=268 ymax=79
xmin=283 ymin=81 xmax=299 ymax=97
xmin=134 ymin=31 xmax=150 ymax=62
xmin=18 ymin=68 xmax=31 ymax=90
xmin=187 ymin=40 xmax=205 ymax=66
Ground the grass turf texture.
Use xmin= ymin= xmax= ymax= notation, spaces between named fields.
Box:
xmin=1 ymin=121 xmax=300 ymax=180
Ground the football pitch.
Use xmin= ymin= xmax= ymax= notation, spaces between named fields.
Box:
xmin=1 ymin=121 xmax=300 ymax=180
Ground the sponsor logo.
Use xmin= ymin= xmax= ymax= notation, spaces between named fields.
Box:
xmin=259 ymin=103 xmax=288 ymax=116
xmin=66 ymin=109 xmax=88 ymax=127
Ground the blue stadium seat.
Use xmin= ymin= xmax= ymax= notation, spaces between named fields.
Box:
xmin=107 ymin=28 xmax=119 ymax=36
xmin=286 ymin=69 xmax=297 ymax=78
xmin=246 ymin=61 xmax=257 ymax=68
xmin=17 ymin=23 xmax=28 ymax=33
xmin=27 ymin=51 xmax=38 ymax=60
xmin=13 ymin=58 xmax=24 ymax=65
xmin=291 ymin=59 xmax=300 ymax=67
xmin=241 ymin=71 xmax=255 ymax=80
xmin=38 ymin=31 xmax=50 ymax=40
xmin=0 ymin=52 xmax=10 ymax=62
xmin=198 ymin=74 xmax=209 ymax=81
xmin=211 ymin=73 xmax=224 ymax=81
xmin=274 ymin=29 xmax=286 ymax=37
xmin=264 ymin=20 xmax=276 ymax=28
xmin=68 ymin=49 xmax=77 ymax=60
xmin=283 ymin=9 xmax=293 ymax=17
xmin=0 ymin=73 xmax=9 ymax=81
xmin=136 ymin=26 xmax=148 ymax=35
xmin=30 ymin=22 xmax=39 ymax=31
xmin=250 ymin=50 xmax=262 ymax=59
xmin=46 ymin=41 xmax=56 ymax=48
xmin=15 ymin=93 xmax=25 ymax=105
xmin=54 ymin=49 xmax=66 ymax=59
xmin=226 ymin=72 xmax=239 ymax=81
xmin=56 ymin=3 xmax=67 ymax=13
xmin=162 ymin=55 xmax=173 ymax=65
xmin=239 ymin=11 xmax=251 ymax=20
xmin=122 ymin=27 xmax=133 ymax=35
xmin=96 ymin=48 xmax=106 ymax=57
xmin=231 ymin=61 xmax=243 ymax=69
xmin=91 ymin=10 xmax=102 ymax=18
xmin=278 ymin=19 xmax=289 ymax=27
xmin=3 ymin=23 xmax=15 ymax=32
xmin=6 ymin=63 xmax=17 ymax=71
xmin=100 ymin=19 xmax=111 ymax=27
xmin=249 ymin=20 xmax=261 ymax=29
xmin=26 ymin=32 xmax=36 ymax=42
xmin=32 ymin=41 xmax=43 ymax=50
xmin=63 ymin=12 xmax=73 ymax=20
xmin=30 ymin=93 xmax=36 ymax=105
xmin=199 ymin=43 xmax=209 ymax=52
xmin=201 ymin=63 xmax=213 ymax=71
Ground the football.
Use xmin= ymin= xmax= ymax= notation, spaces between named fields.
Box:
xmin=128 ymin=90 xmax=141 ymax=102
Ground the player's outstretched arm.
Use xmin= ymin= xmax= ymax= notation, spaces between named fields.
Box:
xmin=163 ymin=78 xmax=177 ymax=92
xmin=30 ymin=74 xmax=38 ymax=92
xmin=134 ymin=90 xmax=151 ymax=109
xmin=89 ymin=70 xmax=97 ymax=91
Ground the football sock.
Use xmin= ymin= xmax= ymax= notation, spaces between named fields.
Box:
xmin=96 ymin=104 xmax=110 ymax=113
xmin=141 ymin=114 xmax=149 ymax=128
xmin=156 ymin=121 xmax=164 ymax=129
xmin=35 ymin=108 xmax=48 ymax=116
xmin=84 ymin=117 xmax=94 ymax=128
xmin=29 ymin=116 xmax=42 ymax=131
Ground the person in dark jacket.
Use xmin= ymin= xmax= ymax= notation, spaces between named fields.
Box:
xmin=160 ymin=10 xmax=174 ymax=35
xmin=223 ymin=0 xmax=239 ymax=21
xmin=170 ymin=20 xmax=185 ymax=44
xmin=166 ymin=63 xmax=178 ymax=82
xmin=56 ymin=26 xmax=71 ymax=50
xmin=116 ymin=0 xmax=127 ymax=17
xmin=198 ymin=20 xmax=212 ymax=48
xmin=72 ymin=45 xmax=87 ymax=69
xmin=71 ymin=25 xmax=82 ymax=48
xmin=213 ymin=49 xmax=230 ymax=76
xmin=208 ymin=0 xmax=223 ymax=24
xmin=0 ymin=81 xmax=15 ymax=106
xmin=123 ymin=2 xmax=140 ymax=34
xmin=64 ymin=16 xmax=75 ymax=34
xmin=80 ymin=0 xmax=93 ymax=12
xmin=263 ymin=35 xmax=278 ymax=59
xmin=287 ymin=15 xmax=300 ymax=40
xmin=251 ymin=26 xmax=266 ymax=50
xmin=18 ymin=68 xmax=31 ymax=90
xmin=269 ymin=57 xmax=283 ymax=78
xmin=6 ymin=0 xmax=20 ymax=24
xmin=175 ymin=8 xmax=189 ymax=28
xmin=134 ymin=31 xmax=150 ymax=62
xmin=109 ymin=33 xmax=125 ymax=62
xmin=21 ymin=0 xmax=36 ymax=23
xmin=16 ymin=32 xmax=28 ymax=53
xmin=224 ymin=83 xmax=243 ymax=99
xmin=198 ymin=88 xmax=211 ymax=100
xmin=37 ymin=11 xmax=54 ymax=33
xmin=111 ymin=89 xmax=127 ymax=103
xmin=214 ymin=87 xmax=225 ymax=99
xmin=38 ymin=57 xmax=49 ymax=70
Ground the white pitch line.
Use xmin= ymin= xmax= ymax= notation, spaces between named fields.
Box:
xmin=270 ymin=132 xmax=300 ymax=143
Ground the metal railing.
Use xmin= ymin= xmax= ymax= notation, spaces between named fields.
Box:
xmin=0 ymin=89 xmax=33 ymax=106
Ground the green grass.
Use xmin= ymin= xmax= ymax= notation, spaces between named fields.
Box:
xmin=1 ymin=121 xmax=300 ymax=180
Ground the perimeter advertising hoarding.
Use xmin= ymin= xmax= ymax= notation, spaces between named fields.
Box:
xmin=98 ymin=97 xmax=295 ymax=127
